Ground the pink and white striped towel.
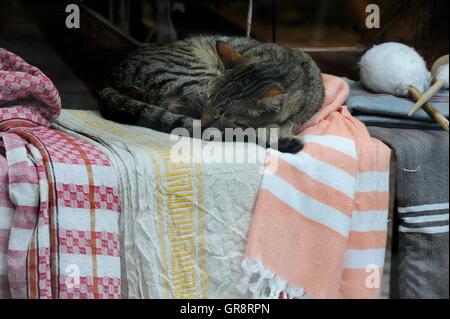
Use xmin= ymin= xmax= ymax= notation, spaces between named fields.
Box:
xmin=241 ymin=74 xmax=391 ymax=299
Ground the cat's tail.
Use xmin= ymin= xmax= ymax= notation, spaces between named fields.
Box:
xmin=98 ymin=86 xmax=194 ymax=134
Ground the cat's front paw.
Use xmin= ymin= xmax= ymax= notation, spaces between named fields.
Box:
xmin=278 ymin=136 xmax=304 ymax=153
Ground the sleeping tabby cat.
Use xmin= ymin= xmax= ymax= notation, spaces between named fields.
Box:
xmin=98 ymin=35 xmax=325 ymax=153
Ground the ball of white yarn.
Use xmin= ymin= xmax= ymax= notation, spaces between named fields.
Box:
xmin=359 ymin=42 xmax=431 ymax=96
xmin=435 ymin=64 xmax=449 ymax=89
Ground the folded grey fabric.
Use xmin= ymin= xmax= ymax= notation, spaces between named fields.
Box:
xmin=368 ymin=127 xmax=449 ymax=299
xmin=345 ymin=78 xmax=449 ymax=130
xmin=357 ymin=115 xmax=441 ymax=130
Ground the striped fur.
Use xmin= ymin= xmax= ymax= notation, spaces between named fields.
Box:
xmin=98 ymin=35 xmax=325 ymax=153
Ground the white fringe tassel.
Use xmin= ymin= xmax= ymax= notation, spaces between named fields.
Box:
xmin=238 ymin=258 xmax=314 ymax=299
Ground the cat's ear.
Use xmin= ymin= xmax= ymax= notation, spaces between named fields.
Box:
xmin=258 ymin=87 xmax=288 ymax=112
xmin=216 ymin=41 xmax=249 ymax=73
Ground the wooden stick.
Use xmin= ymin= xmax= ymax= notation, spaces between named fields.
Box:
xmin=408 ymin=86 xmax=449 ymax=132
xmin=408 ymin=79 xmax=445 ymax=116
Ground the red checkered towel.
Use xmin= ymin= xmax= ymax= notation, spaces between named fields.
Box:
xmin=0 ymin=48 xmax=121 ymax=299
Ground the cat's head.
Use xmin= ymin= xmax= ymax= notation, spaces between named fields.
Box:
xmin=202 ymin=41 xmax=289 ymax=130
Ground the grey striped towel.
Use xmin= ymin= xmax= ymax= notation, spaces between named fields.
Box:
xmin=368 ymin=127 xmax=449 ymax=299
xmin=345 ymin=79 xmax=449 ymax=130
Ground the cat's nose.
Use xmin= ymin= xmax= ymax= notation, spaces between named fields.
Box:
xmin=201 ymin=113 xmax=213 ymax=127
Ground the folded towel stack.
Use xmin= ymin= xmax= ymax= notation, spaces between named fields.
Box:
xmin=345 ymin=79 xmax=449 ymax=130
xmin=0 ymin=48 xmax=121 ymax=299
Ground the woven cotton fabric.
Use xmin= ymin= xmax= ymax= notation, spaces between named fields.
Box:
xmin=0 ymin=48 xmax=121 ymax=299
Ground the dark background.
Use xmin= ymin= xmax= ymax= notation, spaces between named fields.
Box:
xmin=0 ymin=0 xmax=448 ymax=110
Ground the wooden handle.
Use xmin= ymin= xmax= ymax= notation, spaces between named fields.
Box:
xmin=431 ymin=55 xmax=449 ymax=75
xmin=408 ymin=86 xmax=449 ymax=132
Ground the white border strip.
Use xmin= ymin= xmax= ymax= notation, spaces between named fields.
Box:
xmin=403 ymin=214 xmax=449 ymax=224
xmin=303 ymin=134 xmax=357 ymax=159
xmin=398 ymin=203 xmax=449 ymax=214
xmin=399 ymin=225 xmax=449 ymax=234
